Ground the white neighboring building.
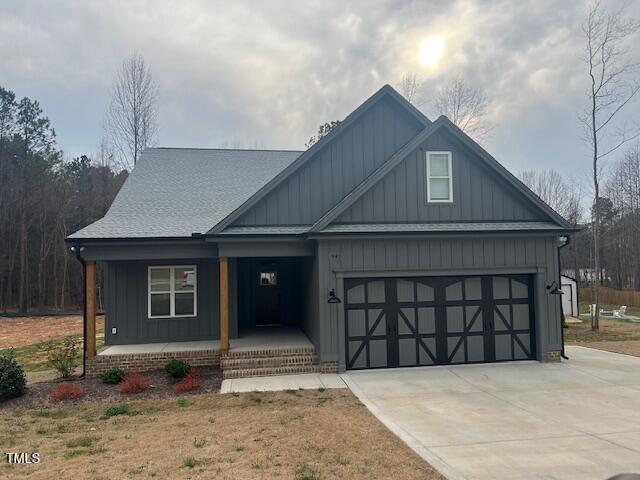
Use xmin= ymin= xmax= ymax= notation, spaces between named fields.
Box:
xmin=561 ymin=275 xmax=578 ymax=316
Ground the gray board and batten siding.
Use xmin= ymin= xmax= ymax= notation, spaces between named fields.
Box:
xmin=315 ymin=235 xmax=562 ymax=369
xmin=104 ymin=258 xmax=239 ymax=346
xmin=335 ymin=127 xmax=546 ymax=224
xmin=232 ymin=95 xmax=425 ymax=227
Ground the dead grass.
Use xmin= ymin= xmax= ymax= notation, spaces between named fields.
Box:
xmin=565 ymin=317 xmax=640 ymax=357
xmin=1 ymin=330 xmax=104 ymax=373
xmin=0 ymin=389 xmax=441 ymax=479
xmin=0 ymin=315 xmax=104 ymax=349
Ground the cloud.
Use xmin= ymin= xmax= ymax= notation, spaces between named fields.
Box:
xmin=0 ymin=0 xmax=638 ymax=182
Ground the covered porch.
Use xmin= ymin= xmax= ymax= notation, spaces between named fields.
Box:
xmin=98 ymin=326 xmax=314 ymax=356
xmin=78 ymin=232 xmax=327 ymax=377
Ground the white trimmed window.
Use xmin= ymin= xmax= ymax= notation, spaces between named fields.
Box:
xmin=426 ymin=151 xmax=453 ymax=202
xmin=148 ymin=266 xmax=197 ymax=318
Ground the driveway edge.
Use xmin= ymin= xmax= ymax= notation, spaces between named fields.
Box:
xmin=340 ymin=373 xmax=466 ymax=480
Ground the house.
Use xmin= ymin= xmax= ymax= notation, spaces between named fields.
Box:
xmin=67 ymin=85 xmax=575 ymax=378
xmin=560 ymin=274 xmax=578 ymax=317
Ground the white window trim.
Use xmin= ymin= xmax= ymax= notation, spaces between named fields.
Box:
xmin=148 ymin=265 xmax=197 ymax=319
xmin=426 ymin=151 xmax=453 ymax=203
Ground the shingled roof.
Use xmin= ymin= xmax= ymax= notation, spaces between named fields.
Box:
xmin=68 ymin=148 xmax=302 ymax=239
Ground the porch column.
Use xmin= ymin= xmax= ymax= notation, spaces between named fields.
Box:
xmin=219 ymin=256 xmax=230 ymax=353
xmin=85 ymin=260 xmax=97 ymax=358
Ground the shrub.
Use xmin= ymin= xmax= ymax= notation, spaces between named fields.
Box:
xmin=66 ymin=435 xmax=98 ymax=448
xmin=103 ymin=405 xmax=130 ymax=418
xmin=43 ymin=336 xmax=80 ymax=378
xmin=0 ymin=349 xmax=27 ymax=401
xmin=165 ymin=359 xmax=190 ymax=379
xmin=116 ymin=374 xmax=150 ymax=394
xmin=51 ymin=382 xmax=85 ymax=401
xmin=99 ymin=368 xmax=125 ymax=384
xmin=183 ymin=457 xmax=203 ymax=469
xmin=175 ymin=369 xmax=202 ymax=393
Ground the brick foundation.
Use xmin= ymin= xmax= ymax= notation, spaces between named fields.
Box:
xmin=85 ymin=349 xmax=220 ymax=377
xmin=319 ymin=361 xmax=339 ymax=373
xmin=544 ymin=350 xmax=562 ymax=363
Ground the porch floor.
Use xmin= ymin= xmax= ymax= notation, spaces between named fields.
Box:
xmin=98 ymin=326 xmax=313 ymax=356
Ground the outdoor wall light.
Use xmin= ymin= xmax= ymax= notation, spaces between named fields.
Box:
xmin=327 ymin=289 xmax=342 ymax=304
xmin=546 ymin=281 xmax=563 ymax=295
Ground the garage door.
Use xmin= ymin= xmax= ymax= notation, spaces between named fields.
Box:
xmin=344 ymin=275 xmax=535 ymax=369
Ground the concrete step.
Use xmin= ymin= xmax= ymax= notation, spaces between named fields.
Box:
xmin=221 ymin=354 xmax=318 ymax=369
xmin=223 ymin=364 xmax=321 ymax=379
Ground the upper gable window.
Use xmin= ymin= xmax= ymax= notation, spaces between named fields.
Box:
xmin=426 ymin=151 xmax=453 ymax=203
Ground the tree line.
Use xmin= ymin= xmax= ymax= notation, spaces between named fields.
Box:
xmin=0 ymin=86 xmax=127 ymax=311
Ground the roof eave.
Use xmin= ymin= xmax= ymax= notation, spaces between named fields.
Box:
xmin=307 ymin=229 xmax=578 ymax=240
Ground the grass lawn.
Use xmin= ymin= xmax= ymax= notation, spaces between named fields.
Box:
xmin=565 ymin=314 xmax=640 ymax=357
xmin=0 ymin=389 xmax=441 ymax=480
xmin=0 ymin=331 xmax=104 ymax=372
xmin=0 ymin=315 xmax=104 ymax=349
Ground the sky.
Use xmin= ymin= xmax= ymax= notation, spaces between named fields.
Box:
xmin=1 ymin=0 xmax=639 ymax=188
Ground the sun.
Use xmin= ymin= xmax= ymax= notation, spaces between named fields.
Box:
xmin=419 ymin=36 xmax=445 ymax=67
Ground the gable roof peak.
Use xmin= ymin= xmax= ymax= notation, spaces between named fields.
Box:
xmin=309 ymin=114 xmax=573 ymax=232
xmin=207 ymin=83 xmax=432 ymax=234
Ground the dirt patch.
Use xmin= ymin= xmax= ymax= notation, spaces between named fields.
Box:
xmin=1 ymin=368 xmax=222 ymax=410
xmin=0 ymin=315 xmax=104 ymax=349
xmin=0 ymin=389 xmax=440 ymax=479
xmin=565 ymin=317 xmax=640 ymax=357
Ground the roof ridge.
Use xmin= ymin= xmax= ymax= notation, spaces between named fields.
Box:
xmin=151 ymin=147 xmax=304 ymax=153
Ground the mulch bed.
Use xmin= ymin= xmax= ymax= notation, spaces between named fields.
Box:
xmin=0 ymin=367 xmax=222 ymax=410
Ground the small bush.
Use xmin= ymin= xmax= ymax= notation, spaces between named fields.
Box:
xmin=165 ymin=359 xmax=190 ymax=379
xmin=0 ymin=349 xmax=27 ymax=401
xmin=43 ymin=336 xmax=80 ymax=378
xmin=51 ymin=382 xmax=84 ymax=401
xmin=116 ymin=374 xmax=150 ymax=394
xmin=103 ymin=405 xmax=130 ymax=418
xmin=99 ymin=368 xmax=125 ymax=384
xmin=66 ymin=436 xmax=98 ymax=448
xmin=183 ymin=457 xmax=203 ymax=468
xmin=175 ymin=369 xmax=202 ymax=393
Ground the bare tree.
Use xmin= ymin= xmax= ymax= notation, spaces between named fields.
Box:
xmin=579 ymin=2 xmax=640 ymax=330
xmin=604 ymin=144 xmax=640 ymax=288
xmin=430 ymin=76 xmax=493 ymax=141
xmin=397 ymin=73 xmax=422 ymax=105
xmin=518 ymin=170 xmax=579 ymax=219
xmin=104 ymin=53 xmax=159 ymax=171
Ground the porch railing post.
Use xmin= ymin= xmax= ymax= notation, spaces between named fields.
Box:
xmin=220 ymin=256 xmax=230 ymax=353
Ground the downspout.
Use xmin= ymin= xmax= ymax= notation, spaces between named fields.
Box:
xmin=71 ymin=243 xmax=87 ymax=377
xmin=558 ymin=236 xmax=570 ymax=360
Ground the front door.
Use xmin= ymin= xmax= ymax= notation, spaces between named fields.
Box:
xmin=256 ymin=271 xmax=280 ymax=326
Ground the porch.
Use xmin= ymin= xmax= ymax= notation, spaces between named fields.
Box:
xmin=80 ymin=249 xmax=324 ymax=377
xmin=89 ymin=326 xmax=324 ymax=379
xmin=98 ymin=326 xmax=314 ymax=356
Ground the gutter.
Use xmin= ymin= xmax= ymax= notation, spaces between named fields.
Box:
xmin=71 ymin=242 xmax=87 ymax=378
xmin=558 ymin=236 xmax=570 ymax=360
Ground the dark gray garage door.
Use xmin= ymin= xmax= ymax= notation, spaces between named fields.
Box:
xmin=344 ymin=275 xmax=535 ymax=369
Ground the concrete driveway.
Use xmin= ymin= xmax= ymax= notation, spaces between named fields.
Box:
xmin=342 ymin=346 xmax=640 ymax=480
